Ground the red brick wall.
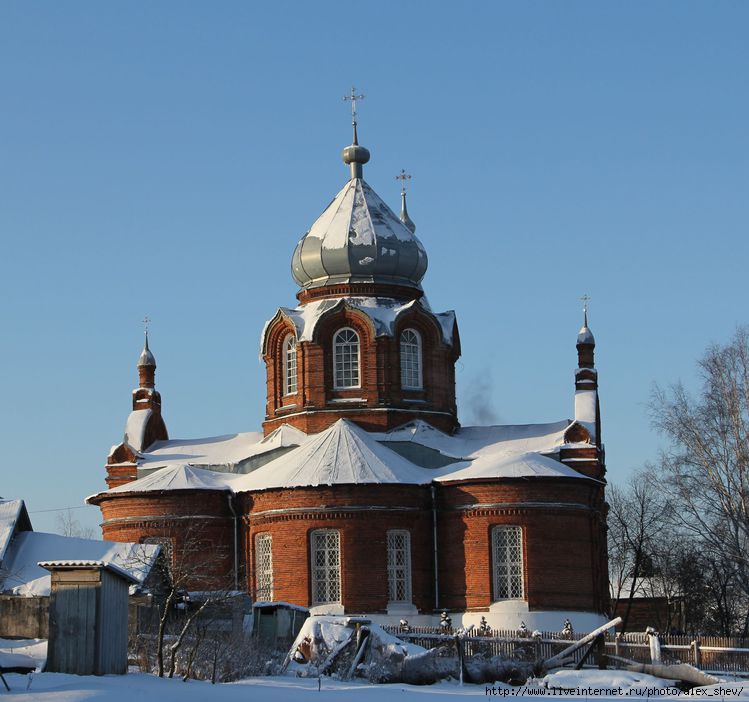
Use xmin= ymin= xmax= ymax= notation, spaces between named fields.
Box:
xmin=95 ymin=491 xmax=238 ymax=591
xmin=262 ymin=304 xmax=459 ymax=436
xmin=242 ymin=484 xmax=435 ymax=613
xmin=239 ymin=478 xmax=607 ymax=616
xmin=438 ymin=480 xmax=608 ymax=614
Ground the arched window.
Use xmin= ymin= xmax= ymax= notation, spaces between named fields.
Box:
xmin=491 ymin=526 xmax=524 ymax=600
xmin=400 ymin=328 xmax=423 ymax=389
xmin=283 ymin=335 xmax=298 ymax=395
xmin=333 ymin=328 xmax=360 ymax=389
xmin=255 ymin=533 xmax=273 ymax=602
xmin=310 ymin=529 xmax=341 ymax=605
xmin=387 ymin=530 xmax=412 ymax=604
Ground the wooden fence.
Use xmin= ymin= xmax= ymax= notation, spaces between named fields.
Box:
xmin=381 ymin=626 xmax=749 ymax=675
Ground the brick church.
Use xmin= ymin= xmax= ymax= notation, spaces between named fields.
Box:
xmin=88 ymin=113 xmax=610 ymax=630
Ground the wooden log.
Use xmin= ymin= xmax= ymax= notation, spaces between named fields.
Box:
xmin=544 ymin=617 xmax=622 ymax=669
xmin=624 ymin=662 xmax=721 ymax=687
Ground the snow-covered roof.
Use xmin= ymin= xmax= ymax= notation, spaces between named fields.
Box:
xmin=136 ymin=428 xmax=288 ymax=472
xmin=0 ymin=499 xmax=31 ymax=564
xmin=435 ymin=451 xmax=589 ymax=483
xmin=93 ymin=416 xmax=596 ymax=499
xmin=38 ymin=559 xmax=140 ymax=583
xmin=291 ymin=178 xmax=428 ymax=291
xmin=377 ymin=419 xmax=571 ymax=461
xmin=232 ymin=419 xmax=431 ymax=491
xmin=0 ymin=531 xmax=160 ymax=596
xmin=124 ymin=409 xmax=152 ymax=452
xmin=102 ymin=464 xmax=238 ymax=495
xmin=263 ymin=297 xmax=456 ymax=353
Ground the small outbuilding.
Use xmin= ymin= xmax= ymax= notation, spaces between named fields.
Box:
xmin=40 ymin=560 xmax=138 ymax=675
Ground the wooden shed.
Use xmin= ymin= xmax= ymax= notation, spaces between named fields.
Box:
xmin=40 ymin=560 xmax=137 ymax=675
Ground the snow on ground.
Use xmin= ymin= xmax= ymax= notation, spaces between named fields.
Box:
xmin=1 ymin=669 xmax=747 ymax=701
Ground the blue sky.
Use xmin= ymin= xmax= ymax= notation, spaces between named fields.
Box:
xmin=1 ymin=2 xmax=747 ymax=534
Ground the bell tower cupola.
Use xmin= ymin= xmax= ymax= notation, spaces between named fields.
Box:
xmin=263 ymin=92 xmax=460 ymax=436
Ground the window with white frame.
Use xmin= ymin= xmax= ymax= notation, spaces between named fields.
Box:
xmin=333 ymin=328 xmax=360 ymax=389
xmin=283 ymin=335 xmax=298 ymax=395
xmin=310 ymin=529 xmax=341 ymax=604
xmin=387 ymin=530 xmax=412 ymax=603
xmin=255 ymin=533 xmax=273 ymax=601
xmin=491 ymin=526 xmax=524 ymax=600
xmin=400 ymin=328 xmax=423 ymax=389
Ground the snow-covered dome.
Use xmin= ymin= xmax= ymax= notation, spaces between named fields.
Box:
xmin=291 ymin=138 xmax=428 ymax=292
xmin=137 ymin=334 xmax=156 ymax=367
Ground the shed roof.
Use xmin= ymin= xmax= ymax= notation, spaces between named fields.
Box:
xmin=39 ymin=559 xmax=140 ymax=584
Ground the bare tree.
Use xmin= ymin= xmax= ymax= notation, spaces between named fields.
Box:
xmin=650 ymin=327 xmax=749 ymax=611
xmin=54 ymin=509 xmax=95 ymax=539
xmin=130 ymin=521 xmax=237 ymax=678
xmin=607 ymin=472 xmax=665 ymax=632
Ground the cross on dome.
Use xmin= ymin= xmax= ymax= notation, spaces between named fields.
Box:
xmin=396 ymin=169 xmax=412 ymax=195
xmin=397 ymin=170 xmax=416 ymax=234
xmin=577 ymin=295 xmax=595 ymax=346
xmin=343 ymin=86 xmax=365 ymax=131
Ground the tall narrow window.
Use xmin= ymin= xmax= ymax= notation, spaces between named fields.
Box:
xmin=491 ymin=526 xmax=524 ymax=600
xmin=310 ymin=529 xmax=341 ymax=604
xmin=400 ymin=329 xmax=423 ymax=389
xmin=283 ymin=335 xmax=298 ymax=395
xmin=387 ymin=530 xmax=412 ymax=604
xmin=255 ymin=533 xmax=273 ymax=601
xmin=333 ymin=328 xmax=360 ymax=389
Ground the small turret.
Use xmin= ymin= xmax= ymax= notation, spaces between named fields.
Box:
xmin=137 ymin=332 xmax=157 ymax=389
xmin=576 ymin=307 xmax=595 ymax=369
xmin=105 ymin=326 xmax=169 ymax=488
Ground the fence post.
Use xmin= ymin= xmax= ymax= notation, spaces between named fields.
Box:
xmin=692 ymin=639 xmax=702 ymax=669
xmin=455 ymin=635 xmax=464 ymax=686
xmin=614 ymin=632 xmax=621 ymax=659
xmin=647 ymin=628 xmax=662 ymax=664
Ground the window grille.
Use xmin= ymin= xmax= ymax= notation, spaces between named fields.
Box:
xmin=333 ymin=328 xmax=360 ymax=389
xmin=283 ymin=335 xmax=298 ymax=395
xmin=491 ymin=526 xmax=524 ymax=600
xmin=387 ymin=530 xmax=412 ymax=603
xmin=310 ymin=529 xmax=341 ymax=604
xmin=400 ymin=329 xmax=422 ymax=389
xmin=255 ymin=533 xmax=273 ymax=601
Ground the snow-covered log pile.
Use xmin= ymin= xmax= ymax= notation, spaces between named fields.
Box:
xmin=283 ymin=616 xmax=536 ymax=685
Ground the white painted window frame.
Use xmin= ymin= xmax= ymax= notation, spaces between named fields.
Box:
xmin=491 ymin=525 xmax=524 ymax=601
xmin=283 ymin=334 xmax=298 ymax=396
xmin=333 ymin=327 xmax=361 ymax=389
xmin=399 ymin=328 xmax=423 ymax=390
xmin=255 ymin=533 xmax=274 ymax=602
xmin=386 ymin=529 xmax=413 ymax=604
xmin=310 ymin=529 xmax=342 ymax=605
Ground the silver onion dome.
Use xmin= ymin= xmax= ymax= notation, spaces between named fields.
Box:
xmin=577 ymin=309 xmax=595 ymax=346
xmin=138 ymin=334 xmax=157 ymax=367
xmin=291 ymin=137 xmax=428 ymax=292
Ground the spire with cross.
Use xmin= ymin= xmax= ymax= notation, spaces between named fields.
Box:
xmin=396 ymin=169 xmax=416 ymax=234
xmin=580 ymin=295 xmax=590 ymax=327
xmin=343 ymin=86 xmax=365 ymax=143
xmin=138 ymin=316 xmax=156 ymax=370
xmin=340 ymin=86 xmax=370 ymax=178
